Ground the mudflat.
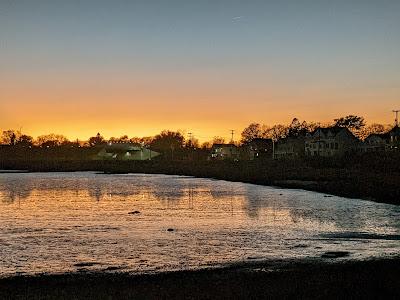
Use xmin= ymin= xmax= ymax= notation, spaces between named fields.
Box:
xmin=1 ymin=257 xmax=399 ymax=299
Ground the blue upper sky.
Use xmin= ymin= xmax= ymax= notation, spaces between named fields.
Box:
xmin=1 ymin=0 xmax=399 ymax=140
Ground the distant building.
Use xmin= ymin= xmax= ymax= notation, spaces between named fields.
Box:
xmin=245 ymin=138 xmax=273 ymax=160
xmin=95 ymin=143 xmax=160 ymax=160
xmin=305 ymin=127 xmax=359 ymax=157
xmin=362 ymin=133 xmax=389 ymax=153
xmin=274 ymin=136 xmax=305 ymax=159
xmin=388 ymin=125 xmax=400 ymax=150
xmin=361 ymin=125 xmax=400 ymax=152
xmin=210 ymin=143 xmax=239 ymax=160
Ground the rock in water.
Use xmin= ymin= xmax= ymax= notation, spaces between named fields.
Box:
xmin=321 ymin=251 xmax=350 ymax=258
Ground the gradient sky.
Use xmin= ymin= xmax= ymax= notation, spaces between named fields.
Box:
xmin=1 ymin=0 xmax=399 ymax=141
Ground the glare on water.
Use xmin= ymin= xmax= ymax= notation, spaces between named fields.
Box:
xmin=0 ymin=172 xmax=399 ymax=276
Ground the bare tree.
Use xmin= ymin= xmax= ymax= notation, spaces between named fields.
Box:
xmin=334 ymin=115 xmax=365 ymax=130
xmin=241 ymin=123 xmax=263 ymax=143
xmin=1 ymin=130 xmax=19 ymax=145
xmin=150 ymin=130 xmax=185 ymax=160
xmin=212 ymin=136 xmax=226 ymax=144
xmin=36 ymin=134 xmax=69 ymax=147
xmin=266 ymin=125 xmax=288 ymax=141
xmin=88 ymin=133 xmax=105 ymax=146
xmin=16 ymin=135 xmax=34 ymax=147
xmin=358 ymin=123 xmax=390 ymax=140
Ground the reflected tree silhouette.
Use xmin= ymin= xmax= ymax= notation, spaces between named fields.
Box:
xmin=0 ymin=174 xmax=392 ymax=233
xmin=149 ymin=178 xmax=186 ymax=205
xmin=0 ymin=178 xmax=33 ymax=203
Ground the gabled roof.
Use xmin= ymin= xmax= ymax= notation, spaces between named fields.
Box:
xmin=389 ymin=125 xmax=400 ymax=136
xmin=211 ymin=143 xmax=237 ymax=148
xmin=250 ymin=138 xmax=272 ymax=142
xmin=246 ymin=138 xmax=272 ymax=146
xmin=365 ymin=132 xmax=390 ymax=140
xmin=365 ymin=126 xmax=400 ymax=140
xmin=276 ymin=136 xmax=305 ymax=145
xmin=308 ymin=126 xmax=360 ymax=141
xmin=103 ymin=143 xmax=143 ymax=153
xmin=310 ymin=126 xmax=348 ymax=136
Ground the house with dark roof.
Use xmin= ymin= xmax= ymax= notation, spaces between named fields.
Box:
xmin=362 ymin=133 xmax=389 ymax=153
xmin=274 ymin=136 xmax=306 ymax=159
xmin=388 ymin=125 xmax=400 ymax=150
xmin=209 ymin=143 xmax=239 ymax=160
xmin=95 ymin=143 xmax=160 ymax=160
xmin=245 ymin=138 xmax=273 ymax=160
xmin=305 ymin=127 xmax=359 ymax=157
xmin=362 ymin=126 xmax=400 ymax=152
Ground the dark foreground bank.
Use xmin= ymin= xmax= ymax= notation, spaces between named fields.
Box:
xmin=1 ymin=258 xmax=400 ymax=299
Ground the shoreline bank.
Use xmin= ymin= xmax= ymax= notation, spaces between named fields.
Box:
xmin=1 ymin=159 xmax=399 ymax=205
xmin=1 ymin=257 xmax=399 ymax=299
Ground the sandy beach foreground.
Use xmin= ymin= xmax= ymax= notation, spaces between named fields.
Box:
xmin=1 ymin=257 xmax=399 ymax=299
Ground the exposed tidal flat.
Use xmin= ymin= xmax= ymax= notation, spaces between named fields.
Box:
xmin=0 ymin=172 xmax=399 ymax=298
xmin=0 ymin=258 xmax=400 ymax=299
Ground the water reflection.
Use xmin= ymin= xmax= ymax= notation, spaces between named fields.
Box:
xmin=0 ymin=172 xmax=399 ymax=277
xmin=0 ymin=177 xmax=33 ymax=203
xmin=0 ymin=173 xmax=399 ymax=233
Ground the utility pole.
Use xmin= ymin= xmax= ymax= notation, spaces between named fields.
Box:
xmin=188 ymin=132 xmax=193 ymax=145
xmin=272 ymin=139 xmax=275 ymax=159
xmin=230 ymin=130 xmax=234 ymax=144
xmin=393 ymin=110 xmax=400 ymax=126
xmin=18 ymin=126 xmax=23 ymax=142
xmin=187 ymin=132 xmax=193 ymax=161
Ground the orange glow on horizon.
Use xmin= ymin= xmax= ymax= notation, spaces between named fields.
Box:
xmin=1 ymin=69 xmax=398 ymax=142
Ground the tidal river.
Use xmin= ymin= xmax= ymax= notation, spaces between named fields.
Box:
xmin=0 ymin=172 xmax=399 ymax=277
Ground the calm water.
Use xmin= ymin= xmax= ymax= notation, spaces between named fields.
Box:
xmin=0 ymin=172 xmax=399 ymax=276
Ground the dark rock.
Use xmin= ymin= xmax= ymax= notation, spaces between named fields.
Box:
xmin=247 ymin=256 xmax=263 ymax=260
xmin=292 ymin=244 xmax=308 ymax=248
xmin=167 ymin=228 xmax=174 ymax=232
xmin=128 ymin=211 xmax=141 ymax=215
xmin=74 ymin=262 xmax=99 ymax=267
xmin=104 ymin=266 xmax=123 ymax=271
xmin=321 ymin=251 xmax=350 ymax=258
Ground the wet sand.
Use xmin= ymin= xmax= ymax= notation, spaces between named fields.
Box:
xmin=1 ymin=257 xmax=399 ymax=299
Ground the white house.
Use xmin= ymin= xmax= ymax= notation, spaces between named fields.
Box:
xmin=210 ymin=143 xmax=240 ymax=160
xmin=95 ymin=143 xmax=160 ymax=160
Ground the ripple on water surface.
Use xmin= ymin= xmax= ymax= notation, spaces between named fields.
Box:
xmin=0 ymin=172 xmax=399 ymax=276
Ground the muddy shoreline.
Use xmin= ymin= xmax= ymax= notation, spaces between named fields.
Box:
xmin=1 ymin=159 xmax=400 ymax=205
xmin=1 ymin=257 xmax=399 ymax=299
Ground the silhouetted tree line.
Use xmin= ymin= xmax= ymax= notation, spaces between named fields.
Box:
xmin=0 ymin=115 xmax=396 ymax=161
xmin=240 ymin=115 xmax=391 ymax=144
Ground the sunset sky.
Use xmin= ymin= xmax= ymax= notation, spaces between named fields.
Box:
xmin=1 ymin=0 xmax=399 ymax=141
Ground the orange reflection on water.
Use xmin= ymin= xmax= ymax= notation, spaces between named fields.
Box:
xmin=0 ymin=172 xmax=399 ymax=277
